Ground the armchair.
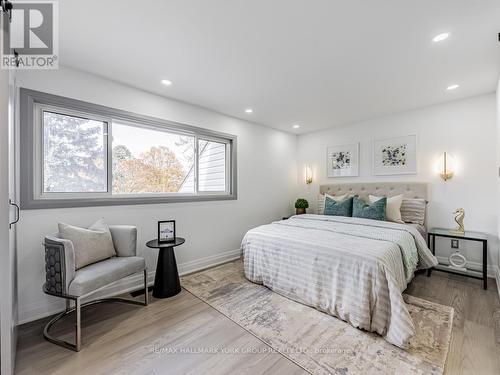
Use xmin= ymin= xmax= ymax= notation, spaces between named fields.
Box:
xmin=43 ymin=225 xmax=148 ymax=351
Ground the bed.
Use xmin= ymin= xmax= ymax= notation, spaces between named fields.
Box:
xmin=242 ymin=182 xmax=438 ymax=349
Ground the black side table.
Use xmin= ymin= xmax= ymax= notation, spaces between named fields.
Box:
xmin=146 ymin=237 xmax=185 ymax=298
xmin=427 ymin=228 xmax=487 ymax=290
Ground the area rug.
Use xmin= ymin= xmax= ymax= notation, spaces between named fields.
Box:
xmin=181 ymin=260 xmax=454 ymax=375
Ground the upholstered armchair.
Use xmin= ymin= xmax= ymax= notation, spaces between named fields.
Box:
xmin=43 ymin=225 xmax=148 ymax=351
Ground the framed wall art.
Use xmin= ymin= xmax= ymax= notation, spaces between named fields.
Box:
xmin=326 ymin=143 xmax=359 ymax=177
xmin=372 ymin=135 xmax=417 ymax=175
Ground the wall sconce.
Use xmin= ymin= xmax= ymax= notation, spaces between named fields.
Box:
xmin=305 ymin=165 xmax=313 ymax=184
xmin=438 ymin=152 xmax=454 ymax=181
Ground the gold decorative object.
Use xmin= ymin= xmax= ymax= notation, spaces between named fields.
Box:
xmin=450 ymin=208 xmax=465 ymax=234
xmin=439 ymin=152 xmax=454 ymax=181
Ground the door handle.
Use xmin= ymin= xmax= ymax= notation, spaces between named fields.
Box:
xmin=1 ymin=1 xmax=13 ymax=21
xmin=9 ymin=199 xmax=19 ymax=229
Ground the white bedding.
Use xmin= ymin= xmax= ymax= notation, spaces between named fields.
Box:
xmin=407 ymin=223 xmax=427 ymax=238
xmin=242 ymin=214 xmax=438 ymax=349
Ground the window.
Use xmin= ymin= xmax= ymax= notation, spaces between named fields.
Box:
xmin=198 ymin=139 xmax=227 ymax=192
xmin=42 ymin=110 xmax=108 ymax=193
xmin=112 ymin=122 xmax=195 ymax=195
xmin=21 ymin=89 xmax=236 ymax=209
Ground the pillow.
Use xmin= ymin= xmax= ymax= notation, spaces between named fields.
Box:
xmin=58 ymin=219 xmax=116 ymax=270
xmin=352 ymin=196 xmax=386 ymax=221
xmin=324 ymin=196 xmax=353 ymax=217
xmin=400 ymin=198 xmax=426 ymax=225
xmin=317 ymin=193 xmax=349 ymax=214
xmin=369 ymin=194 xmax=404 ymax=223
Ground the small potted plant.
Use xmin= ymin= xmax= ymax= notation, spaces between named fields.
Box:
xmin=294 ymin=198 xmax=309 ymax=215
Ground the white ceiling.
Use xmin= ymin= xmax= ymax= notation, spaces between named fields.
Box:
xmin=58 ymin=0 xmax=500 ymax=133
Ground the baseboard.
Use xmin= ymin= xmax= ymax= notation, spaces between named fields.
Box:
xmin=435 ymin=256 xmax=498 ymax=278
xmin=177 ymin=248 xmax=242 ymax=276
xmin=17 ymin=248 xmax=242 ymax=325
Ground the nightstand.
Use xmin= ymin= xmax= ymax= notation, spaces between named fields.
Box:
xmin=427 ymin=228 xmax=487 ymax=290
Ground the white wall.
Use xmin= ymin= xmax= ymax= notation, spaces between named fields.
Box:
xmin=297 ymin=94 xmax=499 ymax=276
xmin=16 ymin=67 xmax=297 ymax=323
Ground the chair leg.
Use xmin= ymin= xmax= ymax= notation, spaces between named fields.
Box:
xmin=43 ymin=271 xmax=149 ymax=352
xmin=143 ymin=269 xmax=149 ymax=306
xmin=75 ymin=298 xmax=81 ymax=351
xmin=43 ymin=296 xmax=79 ymax=351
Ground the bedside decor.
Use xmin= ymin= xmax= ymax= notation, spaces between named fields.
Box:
xmin=373 ymin=135 xmax=417 ymax=175
xmin=450 ymin=208 xmax=465 ymax=234
xmin=326 ymin=143 xmax=359 ymax=177
xmin=295 ymin=198 xmax=309 ymax=215
xmin=158 ymin=220 xmax=176 ymax=243
xmin=449 ymin=251 xmax=467 ymax=271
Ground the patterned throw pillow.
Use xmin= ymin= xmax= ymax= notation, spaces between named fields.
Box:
xmin=317 ymin=193 xmax=351 ymax=214
xmin=324 ymin=196 xmax=353 ymax=217
xmin=352 ymin=196 xmax=387 ymax=221
xmin=400 ymin=198 xmax=426 ymax=225
xmin=369 ymin=194 xmax=404 ymax=223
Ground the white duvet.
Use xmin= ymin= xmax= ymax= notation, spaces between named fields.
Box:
xmin=242 ymin=214 xmax=438 ymax=349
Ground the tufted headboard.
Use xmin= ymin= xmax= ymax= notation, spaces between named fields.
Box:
xmin=319 ymin=182 xmax=427 ymax=201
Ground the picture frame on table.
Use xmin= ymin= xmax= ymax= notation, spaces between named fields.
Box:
xmin=158 ymin=220 xmax=176 ymax=243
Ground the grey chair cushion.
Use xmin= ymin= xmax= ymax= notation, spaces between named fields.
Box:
xmin=68 ymin=256 xmax=145 ymax=296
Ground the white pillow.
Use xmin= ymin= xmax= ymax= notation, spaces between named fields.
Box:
xmin=369 ymin=194 xmax=404 ymax=224
xmin=317 ymin=193 xmax=349 ymax=215
xmin=58 ymin=219 xmax=116 ymax=270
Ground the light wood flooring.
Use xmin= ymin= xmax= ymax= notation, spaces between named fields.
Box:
xmin=16 ymin=270 xmax=500 ymax=375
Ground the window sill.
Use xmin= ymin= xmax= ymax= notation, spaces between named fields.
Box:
xmin=20 ymin=193 xmax=237 ymax=210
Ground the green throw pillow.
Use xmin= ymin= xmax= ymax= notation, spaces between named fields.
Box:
xmin=324 ymin=196 xmax=353 ymax=217
xmin=352 ymin=196 xmax=387 ymax=221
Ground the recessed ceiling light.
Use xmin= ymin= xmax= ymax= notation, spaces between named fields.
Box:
xmin=446 ymin=84 xmax=459 ymax=90
xmin=245 ymin=108 xmax=253 ymax=114
xmin=161 ymin=79 xmax=172 ymax=86
xmin=292 ymin=124 xmax=300 ymax=129
xmin=432 ymin=33 xmax=450 ymax=43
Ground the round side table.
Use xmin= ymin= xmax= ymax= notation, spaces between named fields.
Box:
xmin=146 ymin=237 xmax=185 ymax=298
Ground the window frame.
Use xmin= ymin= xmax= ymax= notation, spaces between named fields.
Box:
xmin=20 ymin=88 xmax=237 ymax=209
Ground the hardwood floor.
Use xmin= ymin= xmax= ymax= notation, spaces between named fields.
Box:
xmin=16 ymin=271 xmax=500 ymax=375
